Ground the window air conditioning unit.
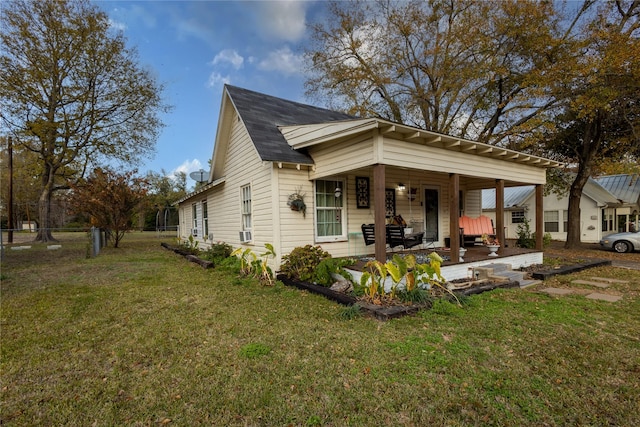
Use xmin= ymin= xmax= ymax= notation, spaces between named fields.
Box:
xmin=239 ymin=230 xmax=252 ymax=243
xmin=191 ymin=228 xmax=198 ymax=237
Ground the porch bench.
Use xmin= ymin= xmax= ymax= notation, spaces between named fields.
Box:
xmin=459 ymin=215 xmax=495 ymax=247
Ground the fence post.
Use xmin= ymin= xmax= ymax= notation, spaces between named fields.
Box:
xmin=91 ymin=226 xmax=101 ymax=257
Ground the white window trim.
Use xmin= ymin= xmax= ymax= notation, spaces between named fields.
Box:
xmin=314 ymin=179 xmax=347 ymax=243
xmin=240 ymin=184 xmax=253 ymax=241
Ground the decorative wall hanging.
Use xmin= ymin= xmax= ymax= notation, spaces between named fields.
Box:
xmin=356 ymin=176 xmax=370 ymax=209
xmin=385 ymin=188 xmax=396 ymax=217
xmin=287 ymin=188 xmax=306 ymax=217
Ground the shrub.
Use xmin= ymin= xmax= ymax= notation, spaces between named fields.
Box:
xmin=515 ymin=217 xmax=535 ymax=248
xmin=202 ymin=241 xmax=233 ymax=264
xmin=279 ymin=245 xmax=331 ymax=282
xmin=516 ymin=218 xmax=552 ymax=248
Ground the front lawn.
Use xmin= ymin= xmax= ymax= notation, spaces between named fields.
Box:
xmin=1 ymin=233 xmax=639 ymax=426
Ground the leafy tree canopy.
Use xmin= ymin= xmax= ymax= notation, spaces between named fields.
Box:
xmin=0 ymin=0 xmax=169 ymax=242
xmin=68 ymin=168 xmax=149 ymax=248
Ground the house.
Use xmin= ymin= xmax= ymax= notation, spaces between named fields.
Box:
xmin=482 ymin=174 xmax=640 ymax=243
xmin=176 ymin=85 xmax=562 ymax=274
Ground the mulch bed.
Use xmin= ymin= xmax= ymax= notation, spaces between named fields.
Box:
xmin=277 ymin=274 xmax=519 ymax=321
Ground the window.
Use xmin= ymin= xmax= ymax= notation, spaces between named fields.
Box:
xmin=563 ymin=210 xmax=568 ymax=232
xmin=202 ymin=200 xmax=209 ymax=238
xmin=602 ymin=209 xmax=614 ymax=232
xmin=544 ymin=210 xmax=559 ymax=233
xmin=241 ymin=185 xmax=252 ymax=232
xmin=511 ymin=210 xmax=525 ymax=224
xmin=315 ymin=179 xmax=346 ymax=241
xmin=192 ymin=204 xmax=198 ymax=236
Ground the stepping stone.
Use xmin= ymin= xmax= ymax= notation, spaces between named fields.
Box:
xmin=47 ymin=245 xmax=62 ymax=250
xmin=540 ymin=287 xmax=574 ymax=295
xmin=590 ymin=277 xmax=629 ymax=284
xmin=10 ymin=246 xmax=32 ymax=250
xmin=571 ymin=279 xmax=611 ymax=289
xmin=585 ymin=293 xmax=622 ymax=302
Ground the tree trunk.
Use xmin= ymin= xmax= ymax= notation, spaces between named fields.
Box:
xmin=34 ymin=169 xmax=56 ymax=242
xmin=565 ymin=116 xmax=602 ymax=249
xmin=565 ymin=172 xmax=589 ymax=249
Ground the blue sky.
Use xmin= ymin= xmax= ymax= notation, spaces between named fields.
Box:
xmin=98 ymin=0 xmax=327 ymax=187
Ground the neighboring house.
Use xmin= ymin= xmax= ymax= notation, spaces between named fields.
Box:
xmin=482 ymin=175 xmax=640 ymax=243
xmin=177 ymin=85 xmax=561 ymax=269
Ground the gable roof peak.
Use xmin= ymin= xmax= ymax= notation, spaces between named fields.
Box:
xmin=224 ymin=85 xmax=357 ymax=164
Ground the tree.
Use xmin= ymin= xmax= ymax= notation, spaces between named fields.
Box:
xmin=0 ymin=0 xmax=168 ymax=242
xmin=143 ymin=170 xmax=187 ymax=231
xmin=304 ymin=0 xmax=580 ymax=144
xmin=543 ymin=0 xmax=640 ymax=248
xmin=68 ymin=168 xmax=148 ymax=248
xmin=0 ymin=136 xmax=42 ymax=232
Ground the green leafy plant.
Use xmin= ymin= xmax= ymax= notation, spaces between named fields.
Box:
xmin=177 ymin=235 xmax=200 ymax=255
xmin=279 ymin=245 xmax=331 ymax=282
xmin=202 ymin=241 xmax=233 ymax=264
xmin=517 ymin=217 xmax=552 ymax=248
xmin=231 ymin=243 xmax=276 ymax=286
xmin=313 ymin=257 xmax=355 ymax=287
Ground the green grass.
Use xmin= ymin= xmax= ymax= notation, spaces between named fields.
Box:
xmin=1 ymin=233 xmax=639 ymax=426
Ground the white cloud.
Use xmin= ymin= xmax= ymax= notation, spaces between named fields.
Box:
xmin=211 ymin=49 xmax=244 ymax=70
xmin=258 ymin=1 xmax=308 ymax=42
xmin=258 ymin=46 xmax=304 ymax=76
xmin=108 ymin=19 xmax=127 ymax=32
xmin=207 ymin=72 xmax=231 ymax=89
xmin=171 ymin=159 xmax=203 ymax=180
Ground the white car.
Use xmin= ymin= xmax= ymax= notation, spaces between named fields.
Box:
xmin=599 ymin=230 xmax=640 ymax=253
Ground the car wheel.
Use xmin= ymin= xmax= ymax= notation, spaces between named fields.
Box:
xmin=613 ymin=241 xmax=631 ymax=253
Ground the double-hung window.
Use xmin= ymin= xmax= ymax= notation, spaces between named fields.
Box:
xmin=192 ymin=203 xmax=198 ymax=236
xmin=315 ymin=179 xmax=346 ymax=242
xmin=241 ymin=184 xmax=252 ymax=232
xmin=202 ymin=200 xmax=209 ymax=239
xmin=511 ymin=210 xmax=525 ymax=224
xmin=544 ymin=210 xmax=559 ymax=233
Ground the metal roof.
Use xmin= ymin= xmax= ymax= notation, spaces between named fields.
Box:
xmin=482 ymin=186 xmax=534 ymax=210
xmin=594 ymin=174 xmax=640 ymax=205
xmin=225 ymin=85 xmax=356 ymax=164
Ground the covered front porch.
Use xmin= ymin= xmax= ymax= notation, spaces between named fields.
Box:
xmin=281 ymin=118 xmax=560 ymax=266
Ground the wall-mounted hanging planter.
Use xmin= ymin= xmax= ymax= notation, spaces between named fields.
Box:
xmin=287 ymin=189 xmax=306 ymax=217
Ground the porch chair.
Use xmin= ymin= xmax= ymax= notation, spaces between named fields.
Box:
xmin=386 ymin=224 xmax=424 ymax=250
xmin=361 ymin=224 xmax=376 ymax=246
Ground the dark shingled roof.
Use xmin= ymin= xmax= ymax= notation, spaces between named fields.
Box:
xmin=225 ymin=85 xmax=357 ymax=164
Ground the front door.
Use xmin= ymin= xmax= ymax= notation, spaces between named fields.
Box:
xmin=424 ymin=188 xmax=439 ymax=242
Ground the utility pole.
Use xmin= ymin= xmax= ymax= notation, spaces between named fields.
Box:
xmin=7 ymin=136 xmax=14 ymax=243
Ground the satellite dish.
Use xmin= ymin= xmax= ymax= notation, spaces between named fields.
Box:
xmin=189 ymin=169 xmax=209 ymax=183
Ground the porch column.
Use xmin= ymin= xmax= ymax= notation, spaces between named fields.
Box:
xmin=535 ymin=184 xmax=544 ymax=250
xmin=496 ymin=179 xmax=505 ymax=252
xmin=373 ymin=164 xmax=387 ymax=263
xmin=449 ymin=173 xmax=460 ymax=261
